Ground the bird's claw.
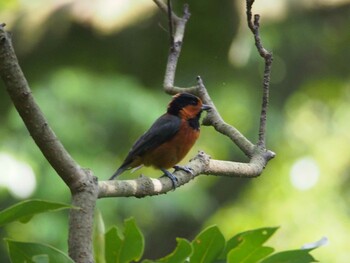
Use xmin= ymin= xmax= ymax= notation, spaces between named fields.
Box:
xmin=173 ymin=165 xmax=194 ymax=175
xmin=161 ymin=168 xmax=178 ymax=189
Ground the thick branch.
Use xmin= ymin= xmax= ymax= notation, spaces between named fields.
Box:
xmin=69 ymin=171 xmax=98 ymax=263
xmin=98 ymin=150 xmax=272 ymax=198
xmin=99 ymin=151 xmax=209 ymax=198
xmin=0 ymin=24 xmax=86 ymax=190
xmin=0 ymin=24 xmax=97 ymax=263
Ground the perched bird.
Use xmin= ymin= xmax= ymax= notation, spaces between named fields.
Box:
xmin=109 ymin=93 xmax=211 ymax=187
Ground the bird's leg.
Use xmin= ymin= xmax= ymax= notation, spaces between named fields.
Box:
xmin=160 ymin=168 xmax=178 ymax=189
xmin=173 ymin=165 xmax=194 ymax=175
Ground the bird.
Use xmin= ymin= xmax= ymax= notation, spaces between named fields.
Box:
xmin=109 ymin=92 xmax=211 ymax=188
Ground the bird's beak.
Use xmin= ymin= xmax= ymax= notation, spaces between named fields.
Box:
xmin=201 ymin=104 xmax=211 ymax=111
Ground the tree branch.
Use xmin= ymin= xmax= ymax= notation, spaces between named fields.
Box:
xmin=153 ymin=0 xmax=191 ymax=92
xmin=99 ymin=151 xmax=209 ymax=198
xmin=0 ymin=24 xmax=85 ymax=189
xmin=167 ymin=0 xmax=174 ymax=46
xmin=69 ymin=170 xmax=98 ymax=263
xmin=197 ymin=76 xmax=255 ymax=157
xmin=98 ymin=151 xmax=268 ymax=199
xmin=0 ymin=23 xmax=97 ymax=263
xmin=246 ymin=0 xmax=273 ymax=148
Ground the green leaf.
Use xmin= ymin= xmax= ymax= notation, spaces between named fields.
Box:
xmin=158 ymin=238 xmax=192 ymax=263
xmin=228 ymin=246 xmax=274 ymax=263
xmin=260 ymin=249 xmax=318 ymax=263
xmin=0 ymin=199 xmax=74 ymax=227
xmin=105 ymin=226 xmax=122 ymax=263
xmin=105 ymin=218 xmax=144 ymax=263
xmin=94 ymin=210 xmax=106 ymax=263
xmin=226 ymin=227 xmax=278 ymax=263
xmin=121 ymin=218 xmax=144 ymax=262
xmin=6 ymin=239 xmax=74 ymax=263
xmin=143 ymin=238 xmax=192 ymax=263
xmin=190 ymin=225 xmax=225 ymax=263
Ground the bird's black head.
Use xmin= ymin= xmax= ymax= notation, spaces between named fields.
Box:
xmin=167 ymin=93 xmax=200 ymax=116
xmin=167 ymin=93 xmax=211 ymax=119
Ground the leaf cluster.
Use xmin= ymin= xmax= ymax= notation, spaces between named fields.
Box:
xmin=0 ymin=200 xmax=321 ymax=263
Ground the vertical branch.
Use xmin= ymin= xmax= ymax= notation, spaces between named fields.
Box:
xmin=68 ymin=172 xmax=98 ymax=263
xmin=167 ymin=0 xmax=174 ymax=46
xmin=153 ymin=0 xmax=191 ymax=91
xmin=246 ymin=0 xmax=273 ymax=149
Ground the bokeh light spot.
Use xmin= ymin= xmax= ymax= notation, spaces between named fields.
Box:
xmin=290 ymin=157 xmax=320 ymax=190
xmin=0 ymin=152 xmax=36 ymax=198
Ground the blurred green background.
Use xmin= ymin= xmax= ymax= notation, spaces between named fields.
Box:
xmin=1 ymin=0 xmax=350 ymax=262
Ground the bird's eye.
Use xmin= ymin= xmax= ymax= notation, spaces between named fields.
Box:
xmin=190 ymin=99 xmax=198 ymax=105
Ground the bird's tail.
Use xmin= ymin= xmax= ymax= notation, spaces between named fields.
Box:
xmin=109 ymin=166 xmax=127 ymax=180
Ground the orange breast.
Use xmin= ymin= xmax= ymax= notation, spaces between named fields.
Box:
xmin=142 ymin=119 xmax=200 ymax=169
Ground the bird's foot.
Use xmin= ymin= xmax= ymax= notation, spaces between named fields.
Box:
xmin=161 ymin=168 xmax=178 ymax=189
xmin=173 ymin=165 xmax=194 ymax=175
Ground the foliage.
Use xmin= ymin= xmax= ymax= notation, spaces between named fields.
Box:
xmin=6 ymin=240 xmax=74 ymax=263
xmin=104 ymin=219 xmax=144 ymax=263
xmin=0 ymin=200 xmax=321 ymax=263
xmin=0 ymin=199 xmax=74 ymax=226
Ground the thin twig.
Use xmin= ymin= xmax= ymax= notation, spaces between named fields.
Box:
xmin=246 ymin=0 xmax=273 ymax=148
xmin=246 ymin=0 xmax=255 ymax=32
xmin=167 ymin=0 xmax=174 ymax=47
xmin=153 ymin=0 xmax=190 ymax=90
xmin=197 ymin=76 xmax=255 ymax=157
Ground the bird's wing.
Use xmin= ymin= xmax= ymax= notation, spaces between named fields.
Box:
xmin=122 ymin=113 xmax=181 ymax=167
xmin=110 ymin=114 xmax=181 ymax=179
xmin=128 ymin=114 xmax=181 ymax=157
